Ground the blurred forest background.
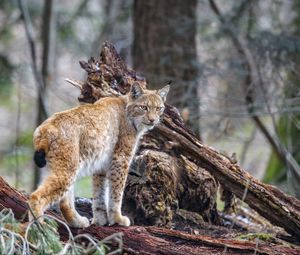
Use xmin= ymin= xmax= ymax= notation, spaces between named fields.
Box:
xmin=0 ymin=0 xmax=299 ymax=199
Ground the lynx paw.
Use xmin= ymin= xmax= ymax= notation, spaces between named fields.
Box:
xmin=70 ymin=216 xmax=90 ymax=228
xmin=109 ymin=214 xmax=130 ymax=227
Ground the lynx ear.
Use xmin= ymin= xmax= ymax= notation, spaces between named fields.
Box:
xmin=157 ymin=85 xmax=170 ymax=102
xmin=130 ymin=82 xmax=144 ymax=99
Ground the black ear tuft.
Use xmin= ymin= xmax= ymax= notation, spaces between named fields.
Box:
xmin=130 ymin=82 xmax=143 ymax=99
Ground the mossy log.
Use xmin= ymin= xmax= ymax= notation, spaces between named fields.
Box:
xmin=66 ymin=42 xmax=300 ymax=239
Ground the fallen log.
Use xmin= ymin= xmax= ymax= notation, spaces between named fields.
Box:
xmin=70 ymin=41 xmax=300 ymax=239
xmin=1 ymin=176 xmax=299 ymax=255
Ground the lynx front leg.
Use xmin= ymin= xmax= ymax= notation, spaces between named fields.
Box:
xmin=92 ymin=173 xmax=108 ymax=226
xmin=108 ymin=154 xmax=130 ymax=227
xmin=60 ymin=185 xmax=89 ymax=228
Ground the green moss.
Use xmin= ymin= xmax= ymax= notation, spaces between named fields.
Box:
xmin=237 ymin=233 xmax=274 ymax=242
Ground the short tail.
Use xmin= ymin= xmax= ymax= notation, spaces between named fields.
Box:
xmin=34 ymin=149 xmax=47 ymax=168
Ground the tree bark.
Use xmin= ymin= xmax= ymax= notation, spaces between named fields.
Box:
xmin=68 ymin=42 xmax=300 ymax=240
xmin=1 ymin=177 xmax=299 ymax=255
xmin=132 ymin=0 xmax=200 ymax=135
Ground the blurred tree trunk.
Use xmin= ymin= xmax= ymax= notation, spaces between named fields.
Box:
xmin=33 ymin=0 xmax=56 ymax=190
xmin=132 ymin=0 xmax=201 ymax=136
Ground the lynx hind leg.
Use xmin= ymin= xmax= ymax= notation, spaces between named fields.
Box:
xmin=29 ymin=173 xmax=74 ymax=223
xmin=108 ymin=157 xmax=130 ymax=227
xmin=92 ymin=173 xmax=108 ymax=226
xmin=28 ymin=149 xmax=78 ymax=223
xmin=60 ymin=186 xmax=89 ymax=228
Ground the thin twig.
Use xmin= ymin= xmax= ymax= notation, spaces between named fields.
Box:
xmin=65 ymin=78 xmax=83 ymax=90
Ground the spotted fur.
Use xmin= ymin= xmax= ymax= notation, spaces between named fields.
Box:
xmin=29 ymin=83 xmax=169 ymax=228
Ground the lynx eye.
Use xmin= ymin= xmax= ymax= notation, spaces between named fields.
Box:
xmin=156 ymin=107 xmax=163 ymax=111
xmin=139 ymin=105 xmax=148 ymax=110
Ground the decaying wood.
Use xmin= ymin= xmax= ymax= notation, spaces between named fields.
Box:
xmin=124 ymin=149 xmax=219 ymax=226
xmin=69 ymin=41 xmax=300 ymax=239
xmin=1 ymin=177 xmax=300 ymax=255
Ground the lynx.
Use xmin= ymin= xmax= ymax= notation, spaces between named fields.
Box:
xmin=29 ymin=83 xmax=169 ymax=228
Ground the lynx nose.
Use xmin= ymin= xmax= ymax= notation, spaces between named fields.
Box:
xmin=148 ymin=117 xmax=155 ymax=123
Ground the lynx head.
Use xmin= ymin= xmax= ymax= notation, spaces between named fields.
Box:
xmin=126 ymin=83 xmax=170 ymax=132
